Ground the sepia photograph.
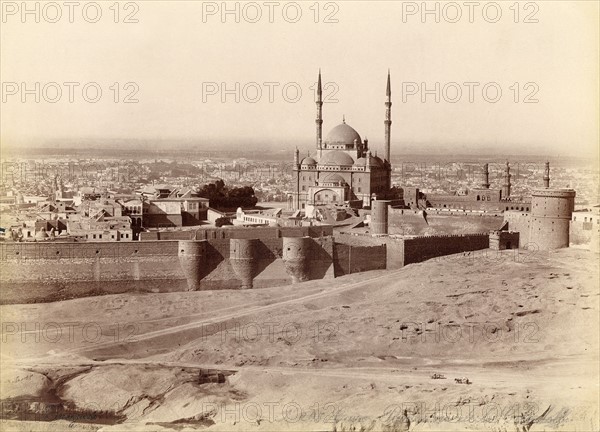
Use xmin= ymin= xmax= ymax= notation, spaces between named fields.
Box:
xmin=0 ymin=1 xmax=599 ymax=431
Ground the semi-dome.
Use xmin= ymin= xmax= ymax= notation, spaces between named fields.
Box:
xmin=354 ymin=155 xmax=384 ymax=167
xmin=319 ymin=151 xmax=355 ymax=166
xmin=324 ymin=123 xmax=362 ymax=146
xmin=321 ymin=173 xmax=346 ymax=184
xmin=371 ymin=155 xmax=385 ymax=167
xmin=301 ymin=156 xmax=317 ymax=166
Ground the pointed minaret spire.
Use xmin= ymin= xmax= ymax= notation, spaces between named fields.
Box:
xmin=386 ymin=69 xmax=391 ymax=99
xmin=384 ymin=70 xmax=392 ymax=163
xmin=502 ymin=161 xmax=511 ymax=198
xmin=317 ymin=68 xmax=322 ymax=97
xmin=316 ymin=69 xmax=323 ymax=157
xmin=342 ymin=115 xmax=345 ymax=124
xmin=481 ymin=163 xmax=490 ymax=189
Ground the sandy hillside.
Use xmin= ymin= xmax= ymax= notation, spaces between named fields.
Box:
xmin=1 ymin=248 xmax=598 ymax=431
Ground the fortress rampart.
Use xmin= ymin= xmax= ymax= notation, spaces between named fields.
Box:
xmin=529 ymin=188 xmax=575 ymax=250
xmin=282 ymin=236 xmax=312 ymax=283
xmin=371 ymin=200 xmax=390 ymax=235
xmin=3 ymin=228 xmax=493 ymax=304
xmin=503 ymin=189 xmax=576 ymax=250
xmin=139 ymin=225 xmax=334 ymax=241
xmin=388 ymin=208 xmax=503 ymax=236
xmin=398 ymin=233 xmax=490 ymax=267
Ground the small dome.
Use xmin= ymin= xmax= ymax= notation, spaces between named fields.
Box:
xmin=319 ymin=151 xmax=355 ymax=166
xmin=324 ymin=123 xmax=362 ymax=146
xmin=35 ymin=228 xmax=48 ymax=240
xmin=301 ymin=156 xmax=317 ymax=166
xmin=354 ymin=157 xmax=367 ymax=166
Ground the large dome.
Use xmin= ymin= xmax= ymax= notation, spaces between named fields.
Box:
xmin=324 ymin=123 xmax=362 ymax=146
xmin=319 ymin=151 xmax=355 ymax=166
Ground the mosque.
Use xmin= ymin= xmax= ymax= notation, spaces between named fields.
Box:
xmin=291 ymin=71 xmax=394 ymax=214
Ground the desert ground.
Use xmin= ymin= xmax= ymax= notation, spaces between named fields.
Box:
xmin=1 ymin=247 xmax=598 ymax=431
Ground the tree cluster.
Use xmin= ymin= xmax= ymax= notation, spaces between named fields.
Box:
xmin=197 ymin=180 xmax=258 ymax=209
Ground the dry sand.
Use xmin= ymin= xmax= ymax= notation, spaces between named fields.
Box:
xmin=1 ymin=248 xmax=598 ymax=431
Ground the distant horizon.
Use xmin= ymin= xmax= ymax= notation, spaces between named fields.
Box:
xmin=1 ymin=141 xmax=596 ymax=165
xmin=2 ymin=124 xmax=599 ymax=161
xmin=2 ymin=2 xmax=598 ymax=159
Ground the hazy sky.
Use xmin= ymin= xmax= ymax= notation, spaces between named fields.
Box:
xmin=1 ymin=1 xmax=598 ymax=157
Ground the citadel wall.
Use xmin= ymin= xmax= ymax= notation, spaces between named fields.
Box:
xmin=401 ymin=234 xmax=490 ymax=266
xmin=332 ymin=243 xmax=387 ymax=276
xmin=388 ymin=208 xmax=503 ymax=236
xmin=570 ymin=220 xmax=597 ymax=245
xmin=2 ymin=228 xmax=490 ymax=304
xmin=0 ymin=232 xmax=335 ymax=304
xmin=503 ymin=211 xmax=531 ymax=246
xmin=138 ymin=225 xmax=334 ymax=241
xmin=528 ymin=189 xmax=575 ymax=250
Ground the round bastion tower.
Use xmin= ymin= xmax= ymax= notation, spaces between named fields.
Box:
xmin=529 ymin=167 xmax=576 ymax=249
xmin=371 ymin=200 xmax=390 ymax=235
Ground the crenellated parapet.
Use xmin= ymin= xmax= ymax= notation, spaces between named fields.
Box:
xmin=405 ymin=233 xmax=489 ymax=240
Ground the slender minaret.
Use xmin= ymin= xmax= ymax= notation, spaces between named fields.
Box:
xmin=316 ymin=69 xmax=323 ymax=158
xmin=543 ymin=161 xmax=550 ymax=188
xmin=502 ymin=161 xmax=511 ymax=198
xmin=384 ymin=70 xmax=392 ymax=163
xmin=481 ymin=163 xmax=490 ymax=189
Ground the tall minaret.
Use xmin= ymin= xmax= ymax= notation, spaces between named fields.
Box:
xmin=384 ymin=70 xmax=392 ymax=163
xmin=316 ymin=69 xmax=323 ymax=159
xmin=481 ymin=163 xmax=490 ymax=189
xmin=543 ymin=161 xmax=550 ymax=188
xmin=502 ymin=161 xmax=511 ymax=198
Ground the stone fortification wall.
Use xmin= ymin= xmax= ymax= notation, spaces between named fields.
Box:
xmin=1 ymin=231 xmax=335 ymax=303
xmin=503 ymin=211 xmax=531 ymax=247
xmin=570 ymin=220 xmax=597 ymax=246
xmin=388 ymin=209 xmax=503 ymax=236
xmin=332 ymin=243 xmax=387 ymax=276
xmin=401 ymin=234 xmax=489 ymax=265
